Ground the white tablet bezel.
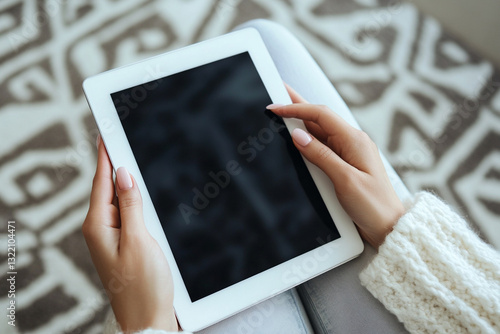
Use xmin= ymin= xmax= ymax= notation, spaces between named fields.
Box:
xmin=83 ymin=28 xmax=363 ymax=332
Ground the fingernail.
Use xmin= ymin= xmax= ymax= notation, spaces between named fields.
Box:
xmin=96 ymin=134 xmax=101 ymax=148
xmin=292 ymin=128 xmax=312 ymax=146
xmin=116 ymin=167 xmax=133 ymax=190
xmin=266 ymin=103 xmax=284 ymax=109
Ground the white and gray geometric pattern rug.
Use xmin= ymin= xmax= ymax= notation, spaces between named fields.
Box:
xmin=1 ymin=1 xmax=499 ymax=333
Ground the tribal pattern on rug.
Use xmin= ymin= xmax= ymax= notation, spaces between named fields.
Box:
xmin=0 ymin=0 xmax=499 ymax=333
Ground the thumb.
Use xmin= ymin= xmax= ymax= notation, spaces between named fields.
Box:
xmin=291 ymin=128 xmax=351 ymax=185
xmin=115 ymin=167 xmax=146 ymax=240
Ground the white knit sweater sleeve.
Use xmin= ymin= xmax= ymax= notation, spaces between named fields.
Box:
xmin=359 ymin=191 xmax=500 ymax=334
xmin=102 ymin=309 xmax=191 ymax=334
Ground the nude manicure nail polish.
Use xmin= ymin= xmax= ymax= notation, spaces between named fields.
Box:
xmin=292 ymin=128 xmax=312 ymax=146
xmin=116 ymin=167 xmax=133 ymax=190
xmin=266 ymin=103 xmax=285 ymax=109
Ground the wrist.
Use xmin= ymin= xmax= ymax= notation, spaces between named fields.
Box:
xmin=143 ymin=309 xmax=178 ymax=332
xmin=115 ymin=308 xmax=178 ymax=333
xmin=374 ymin=205 xmax=405 ymax=249
xmin=362 ymin=206 xmax=405 ymax=250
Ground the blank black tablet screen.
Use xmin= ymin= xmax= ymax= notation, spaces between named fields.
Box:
xmin=111 ymin=52 xmax=340 ymax=302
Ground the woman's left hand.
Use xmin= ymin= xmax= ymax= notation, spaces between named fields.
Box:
xmin=82 ymin=137 xmax=178 ymax=333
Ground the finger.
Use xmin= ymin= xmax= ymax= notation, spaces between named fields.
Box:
xmin=269 ymin=103 xmax=354 ymax=140
xmin=90 ymin=136 xmax=116 ymax=209
xmin=115 ymin=167 xmax=147 ymax=242
xmin=284 ymin=83 xmax=308 ymax=103
xmin=83 ymin=135 xmax=120 ymax=253
xmin=282 ymin=84 xmax=328 ymax=142
xmin=304 ymin=120 xmax=328 ymax=143
xmin=290 ymin=128 xmax=352 ymax=185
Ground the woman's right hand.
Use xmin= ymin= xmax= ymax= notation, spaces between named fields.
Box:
xmin=268 ymin=86 xmax=405 ymax=249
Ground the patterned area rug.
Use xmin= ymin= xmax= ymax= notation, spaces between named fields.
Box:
xmin=1 ymin=0 xmax=499 ymax=333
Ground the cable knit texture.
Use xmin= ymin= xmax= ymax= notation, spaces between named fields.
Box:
xmin=360 ymin=192 xmax=500 ymax=334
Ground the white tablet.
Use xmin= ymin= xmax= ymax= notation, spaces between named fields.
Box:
xmin=83 ymin=28 xmax=363 ymax=332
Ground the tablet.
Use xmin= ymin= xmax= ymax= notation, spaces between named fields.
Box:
xmin=83 ymin=28 xmax=363 ymax=332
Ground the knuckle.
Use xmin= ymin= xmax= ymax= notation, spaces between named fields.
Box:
xmin=316 ymin=105 xmax=330 ymax=119
xmin=81 ymin=223 xmax=89 ymax=238
xmin=317 ymin=145 xmax=333 ymax=162
xmin=367 ymin=137 xmax=378 ymax=152
xmin=357 ymin=130 xmax=373 ymax=145
xmin=81 ymin=220 xmax=94 ymax=240
xmin=119 ymin=195 xmax=142 ymax=210
xmin=318 ymin=105 xmax=330 ymax=113
xmin=357 ymin=129 xmax=368 ymax=140
xmin=354 ymin=130 xmax=378 ymax=150
xmin=92 ymin=175 xmax=99 ymax=188
xmin=91 ymin=174 xmax=107 ymax=189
